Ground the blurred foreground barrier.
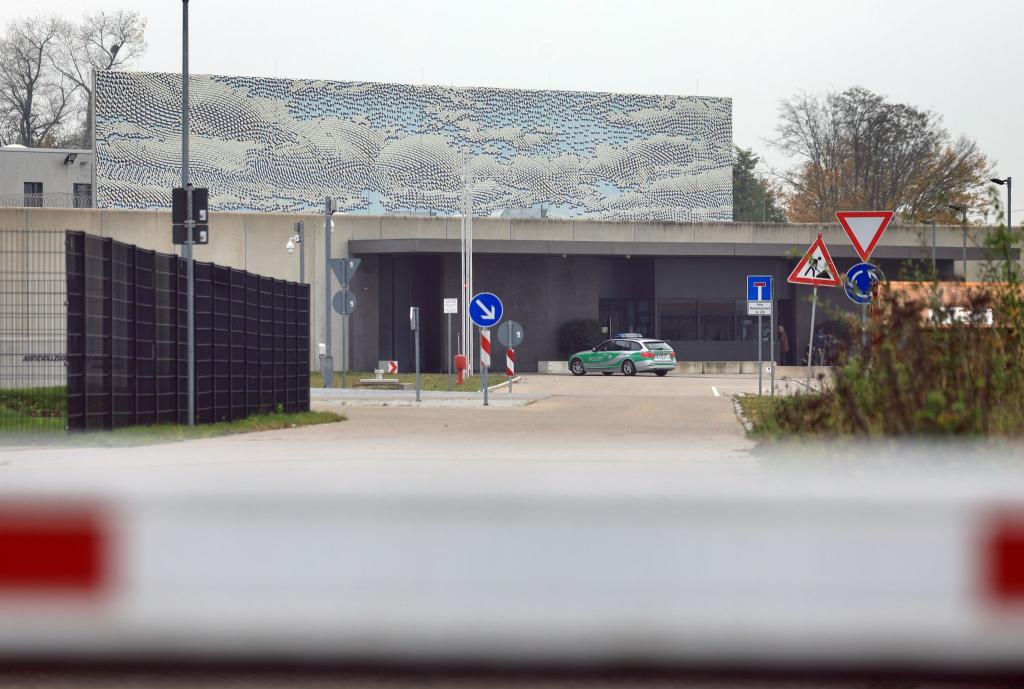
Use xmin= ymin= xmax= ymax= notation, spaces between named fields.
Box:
xmin=1 ymin=467 xmax=1024 ymax=671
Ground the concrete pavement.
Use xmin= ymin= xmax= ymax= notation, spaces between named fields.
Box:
xmin=0 ymin=372 xmax=759 ymax=473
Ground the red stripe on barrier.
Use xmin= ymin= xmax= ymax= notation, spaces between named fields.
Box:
xmin=986 ymin=514 xmax=1024 ymax=603
xmin=0 ymin=506 xmax=107 ymax=594
xmin=481 ymin=335 xmax=491 ymax=355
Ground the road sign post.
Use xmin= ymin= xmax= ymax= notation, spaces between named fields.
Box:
xmin=480 ymin=328 xmax=491 ymax=407
xmin=787 ymin=235 xmax=841 ymax=393
xmin=806 ymin=287 xmax=818 ymax=390
xmin=410 ymin=307 xmax=420 ymax=403
xmin=329 ymin=257 xmax=361 ymax=389
xmin=758 ymin=313 xmax=763 ymax=396
xmin=770 ymin=277 xmax=776 ymax=396
xmin=747 ymin=276 xmax=773 ymax=396
xmin=444 ymin=298 xmax=458 ymax=391
xmin=496 ymin=320 xmax=523 ymax=395
xmin=469 ymin=292 xmax=503 ymax=407
xmin=506 ymin=348 xmax=515 ymax=394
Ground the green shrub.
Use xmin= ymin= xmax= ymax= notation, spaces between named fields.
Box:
xmin=558 ymin=318 xmax=604 ymax=358
xmin=754 ymin=216 xmax=1024 ymax=438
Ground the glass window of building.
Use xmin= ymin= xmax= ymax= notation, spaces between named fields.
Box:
xmin=659 ymin=300 xmax=698 ymax=341
xmin=73 ymin=183 xmax=92 ymax=208
xmin=24 ymin=182 xmax=42 ymax=207
xmin=701 ymin=302 xmax=735 ymax=341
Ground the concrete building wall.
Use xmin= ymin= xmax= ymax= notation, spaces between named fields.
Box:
xmin=0 ymin=147 xmax=94 ymax=207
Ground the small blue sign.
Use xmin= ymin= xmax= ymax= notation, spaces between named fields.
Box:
xmin=746 ymin=275 xmax=773 ymax=302
xmin=469 ymin=291 xmax=503 ymax=328
xmin=844 ymin=263 xmax=885 ymax=305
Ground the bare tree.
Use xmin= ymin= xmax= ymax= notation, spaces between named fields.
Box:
xmin=771 ymin=87 xmax=991 ymax=224
xmin=54 ymin=10 xmax=147 ymax=147
xmin=0 ymin=15 xmax=78 ymax=147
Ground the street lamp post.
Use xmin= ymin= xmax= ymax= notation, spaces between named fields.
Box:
xmin=992 ymin=178 xmax=1015 ymax=272
xmin=991 ymin=177 xmax=1013 ymax=232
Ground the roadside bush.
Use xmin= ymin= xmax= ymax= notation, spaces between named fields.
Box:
xmin=558 ymin=318 xmax=603 ymax=358
xmin=756 ymin=215 xmax=1024 ymax=437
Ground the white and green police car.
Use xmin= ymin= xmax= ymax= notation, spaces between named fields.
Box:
xmin=568 ymin=334 xmax=676 ymax=377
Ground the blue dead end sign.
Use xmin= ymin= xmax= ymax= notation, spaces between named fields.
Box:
xmin=746 ymin=275 xmax=773 ymax=301
xmin=844 ymin=263 xmax=886 ymax=305
xmin=469 ymin=292 xmax=503 ymax=328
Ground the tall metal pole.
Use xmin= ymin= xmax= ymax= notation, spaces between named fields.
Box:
xmin=460 ymin=157 xmax=468 ymax=370
xmin=446 ymin=312 xmax=452 ymax=391
xmin=962 ymin=209 xmax=967 ymax=279
xmin=481 ymin=327 xmax=488 ymax=407
xmin=181 ymin=0 xmax=194 ymax=427
xmin=322 ymin=198 xmax=333 ymax=388
xmin=769 ymin=276 xmax=775 ymax=396
xmin=805 ymin=287 xmax=817 ymax=391
xmin=466 ymin=156 xmax=474 ymax=372
xmin=414 ymin=324 xmax=421 ymax=403
xmin=340 ymin=261 xmax=347 ymax=390
xmin=757 ymin=314 xmax=763 ymax=396
xmin=296 ymin=221 xmax=305 ymax=284
xmin=927 ymin=219 xmax=936 ymax=274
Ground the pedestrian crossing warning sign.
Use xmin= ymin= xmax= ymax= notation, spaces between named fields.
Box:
xmin=788 ymin=234 xmax=841 ymax=287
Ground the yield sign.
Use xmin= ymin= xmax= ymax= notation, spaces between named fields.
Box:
xmin=836 ymin=210 xmax=894 ymax=262
xmin=788 ymin=234 xmax=841 ymax=287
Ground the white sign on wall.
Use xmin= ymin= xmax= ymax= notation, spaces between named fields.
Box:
xmin=443 ymin=298 xmax=458 ymax=314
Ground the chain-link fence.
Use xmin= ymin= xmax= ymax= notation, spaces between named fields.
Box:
xmin=0 ymin=192 xmax=93 ymax=209
xmin=0 ymin=229 xmax=68 ymax=435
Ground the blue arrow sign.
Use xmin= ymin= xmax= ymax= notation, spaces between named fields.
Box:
xmin=746 ymin=275 xmax=773 ymax=302
xmin=844 ymin=263 xmax=885 ymax=305
xmin=469 ymin=292 xmax=503 ymax=328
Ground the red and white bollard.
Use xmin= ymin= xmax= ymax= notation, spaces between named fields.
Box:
xmin=480 ymin=328 xmax=491 ymax=406
xmin=506 ymin=348 xmax=515 ymax=393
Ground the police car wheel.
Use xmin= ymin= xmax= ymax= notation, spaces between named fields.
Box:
xmin=655 ymin=370 xmax=668 ymax=377
xmin=621 ymin=360 xmax=637 ymax=376
xmin=570 ymin=358 xmax=586 ymax=376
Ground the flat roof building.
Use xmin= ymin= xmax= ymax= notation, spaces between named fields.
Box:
xmin=0 ymin=146 xmax=94 ymax=209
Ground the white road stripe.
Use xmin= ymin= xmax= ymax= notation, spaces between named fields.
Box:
xmin=711 ymin=386 xmax=720 ymax=397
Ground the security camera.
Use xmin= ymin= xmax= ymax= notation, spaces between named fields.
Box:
xmin=286 ymin=238 xmax=295 ymax=254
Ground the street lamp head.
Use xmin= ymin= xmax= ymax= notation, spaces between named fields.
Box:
xmin=991 ymin=178 xmax=1008 ymax=186
xmin=285 ymin=237 xmax=295 ymax=254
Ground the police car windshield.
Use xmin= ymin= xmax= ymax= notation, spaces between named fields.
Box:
xmin=644 ymin=341 xmax=672 ymax=351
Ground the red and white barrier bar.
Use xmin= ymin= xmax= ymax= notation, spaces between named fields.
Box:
xmin=2 ymin=468 xmax=1024 ymax=668
xmin=506 ymin=348 xmax=515 ymax=378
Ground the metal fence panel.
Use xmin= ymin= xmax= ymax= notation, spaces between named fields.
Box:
xmin=65 ymin=231 xmax=309 ymax=432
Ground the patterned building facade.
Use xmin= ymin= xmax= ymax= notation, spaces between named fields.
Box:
xmin=94 ymin=71 xmax=732 ymax=221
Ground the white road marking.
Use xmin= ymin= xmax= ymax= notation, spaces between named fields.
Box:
xmin=711 ymin=386 xmax=720 ymax=397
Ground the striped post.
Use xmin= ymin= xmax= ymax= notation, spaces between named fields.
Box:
xmin=480 ymin=329 xmax=491 ymax=368
xmin=480 ymin=328 xmax=490 ymax=406
xmin=506 ymin=348 xmax=515 ymax=394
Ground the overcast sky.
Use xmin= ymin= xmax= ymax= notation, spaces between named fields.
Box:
xmin=5 ymin=0 xmax=1020 ymax=213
